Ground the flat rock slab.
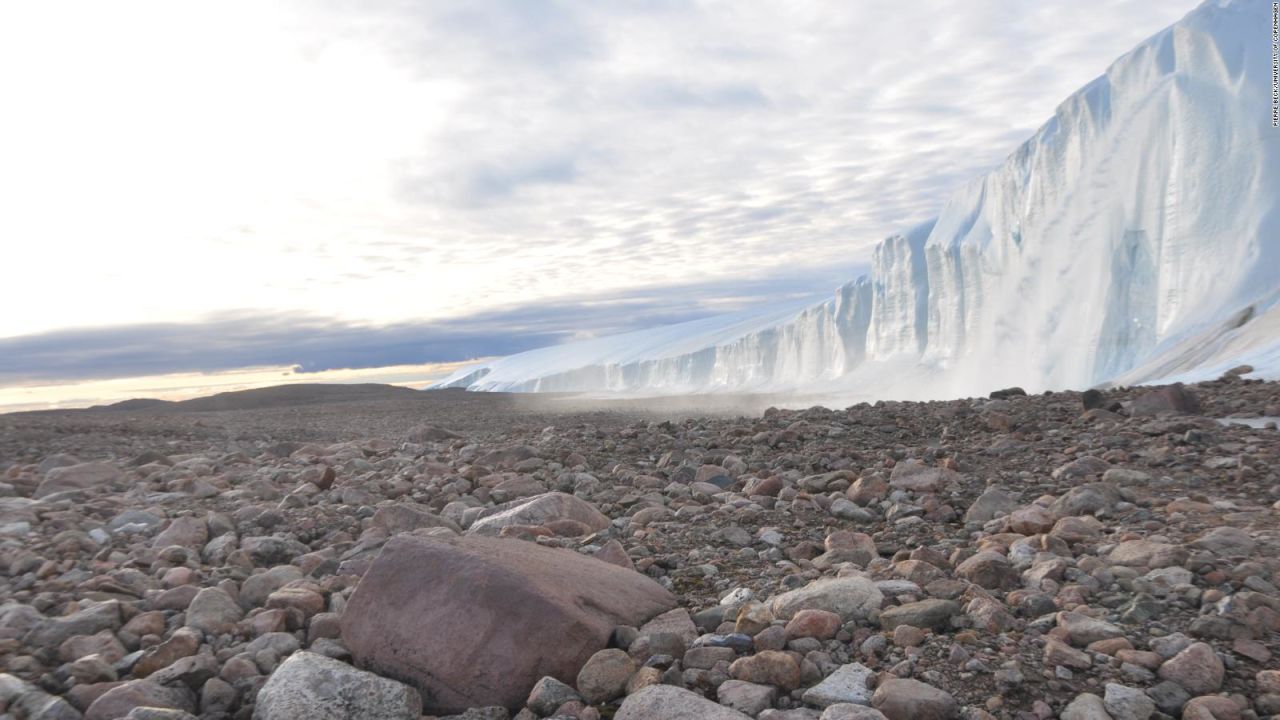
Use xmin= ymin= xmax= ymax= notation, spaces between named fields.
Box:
xmin=466 ymin=492 xmax=610 ymax=536
xmin=340 ymin=534 xmax=675 ymax=713
xmin=879 ymin=600 xmax=958 ymax=631
xmin=616 ymin=684 xmax=753 ymax=720
xmin=802 ymin=662 xmax=874 ymax=707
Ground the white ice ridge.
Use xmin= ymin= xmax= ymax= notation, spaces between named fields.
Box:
xmin=436 ymin=0 xmax=1280 ymax=399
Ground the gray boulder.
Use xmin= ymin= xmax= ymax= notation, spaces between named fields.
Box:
xmin=466 ymin=492 xmax=610 ymax=536
xmin=35 ymin=462 xmax=122 ymax=498
xmin=253 ymin=651 xmax=421 ymax=720
xmin=770 ymin=577 xmax=883 ymax=622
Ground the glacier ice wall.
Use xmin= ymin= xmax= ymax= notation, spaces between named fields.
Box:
xmin=436 ymin=0 xmax=1280 ymax=398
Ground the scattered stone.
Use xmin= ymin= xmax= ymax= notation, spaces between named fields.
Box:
xmin=1131 ymin=384 xmax=1201 ymax=416
xmin=717 ymin=680 xmax=778 ymax=716
xmin=729 ymin=650 xmax=801 ymax=690
xmin=888 ymin=460 xmax=958 ymax=493
xmin=1189 ymin=526 xmax=1256 ymax=556
xmin=1109 ymin=540 xmax=1188 ymax=569
xmin=1103 ymin=683 xmax=1155 ymax=720
xmin=870 ymin=678 xmax=956 ymax=720
xmin=525 ymin=676 xmax=580 ymax=716
xmin=35 ymin=461 xmax=123 ymax=498
xmin=821 ymin=706 xmax=889 ymax=720
xmin=252 ymin=651 xmax=421 ymax=720
xmin=185 ymin=587 xmax=244 ymax=634
xmin=576 ymin=648 xmax=636 ymax=704
xmin=84 ymin=680 xmax=195 ymax=720
xmin=769 ymin=577 xmax=883 ymax=622
xmin=955 ymin=551 xmax=1016 ymax=589
xmin=964 ymin=488 xmax=1018 ymax=523
xmin=615 ymin=684 xmax=753 ymax=719
xmin=467 ymin=492 xmax=610 ymax=536
xmin=1057 ymin=611 xmax=1124 ymax=646
xmin=1157 ymin=642 xmax=1224 ymax=694
xmin=3 ymin=378 xmax=1275 ymax=720
xmin=801 ymin=662 xmax=874 ymax=707
xmin=880 ymin=599 xmax=958 ymax=631
xmin=784 ymin=608 xmax=843 ymax=640
xmin=1061 ymin=693 xmax=1111 ymax=720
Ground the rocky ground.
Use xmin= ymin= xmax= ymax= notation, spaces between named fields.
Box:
xmin=0 ymin=375 xmax=1278 ymax=720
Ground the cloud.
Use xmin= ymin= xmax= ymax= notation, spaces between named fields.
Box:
xmin=0 ymin=263 xmax=865 ymax=384
xmin=0 ymin=0 xmax=1198 ymax=357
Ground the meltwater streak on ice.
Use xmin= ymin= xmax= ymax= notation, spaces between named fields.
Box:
xmin=436 ymin=0 xmax=1280 ymax=398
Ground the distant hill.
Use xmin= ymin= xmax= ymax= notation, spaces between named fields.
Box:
xmin=90 ymin=383 xmax=420 ymax=413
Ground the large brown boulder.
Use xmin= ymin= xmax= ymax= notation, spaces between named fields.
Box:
xmin=466 ymin=492 xmax=610 ymax=536
xmin=340 ymin=534 xmax=676 ymax=713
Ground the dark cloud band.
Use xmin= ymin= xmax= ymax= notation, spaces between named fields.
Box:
xmin=0 ymin=265 xmax=864 ymax=384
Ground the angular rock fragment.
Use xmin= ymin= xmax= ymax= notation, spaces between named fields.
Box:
xmin=769 ymin=577 xmax=882 ymax=622
xmin=615 ymin=684 xmax=752 ymax=720
xmin=35 ymin=462 xmax=123 ymax=498
xmin=253 ymin=651 xmax=421 ymax=720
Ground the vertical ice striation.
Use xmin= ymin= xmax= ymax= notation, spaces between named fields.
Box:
xmin=865 ymin=222 xmax=933 ymax=360
xmin=435 ymin=0 xmax=1280 ymax=397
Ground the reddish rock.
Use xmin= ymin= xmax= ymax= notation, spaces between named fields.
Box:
xmin=784 ymin=609 xmax=842 ymax=640
xmin=58 ymin=630 xmax=126 ymax=663
xmin=955 ymin=551 xmax=1017 ymax=589
xmin=871 ymin=678 xmax=957 ymax=720
xmin=407 ymin=425 xmax=462 ymax=443
xmin=370 ymin=503 xmax=462 ymax=535
xmin=1158 ymin=642 xmax=1224 ymax=694
xmin=591 ymin=539 xmax=635 ymax=570
xmin=1131 ymin=384 xmax=1201 ymax=416
xmin=823 ymin=531 xmax=879 ymax=566
xmin=744 ymin=476 xmax=784 ymax=497
xmin=1181 ymin=696 xmax=1242 ymax=720
xmin=1109 ymin=540 xmax=1188 ymax=569
xmin=616 ymin=685 xmax=753 ymax=720
xmin=728 ymin=650 xmax=801 ymax=690
xmin=84 ymin=679 xmax=194 ymax=720
xmin=133 ymin=628 xmax=200 ymax=678
xmin=265 ymin=587 xmax=326 ymax=618
xmin=847 ymin=475 xmax=889 ymax=505
xmin=340 ymin=534 xmax=675 ymax=713
xmin=576 ymin=648 xmax=636 ymax=704
xmin=152 ymin=516 xmax=208 ymax=549
xmin=545 ymin=518 xmax=594 ymax=537
xmin=1006 ymin=506 xmax=1055 ymax=535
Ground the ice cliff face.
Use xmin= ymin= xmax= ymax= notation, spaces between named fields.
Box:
xmin=436 ymin=0 xmax=1280 ymax=398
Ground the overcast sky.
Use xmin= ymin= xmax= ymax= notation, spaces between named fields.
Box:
xmin=0 ymin=0 xmax=1196 ymax=386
